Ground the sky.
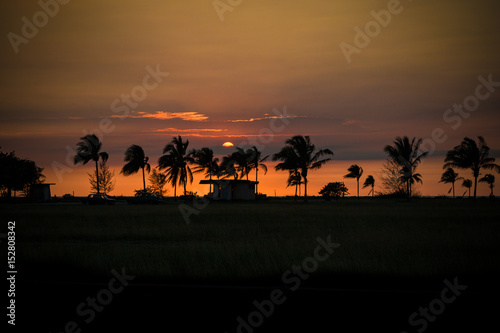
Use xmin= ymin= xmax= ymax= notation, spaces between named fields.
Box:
xmin=1 ymin=0 xmax=499 ymax=197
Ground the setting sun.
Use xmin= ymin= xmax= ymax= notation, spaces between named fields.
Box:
xmin=222 ymin=142 xmax=234 ymax=147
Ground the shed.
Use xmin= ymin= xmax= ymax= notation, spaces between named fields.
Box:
xmin=199 ymin=179 xmax=258 ymax=200
xmin=30 ymin=183 xmax=55 ymax=201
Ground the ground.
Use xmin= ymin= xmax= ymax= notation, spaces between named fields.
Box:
xmin=2 ymin=198 xmax=499 ymax=331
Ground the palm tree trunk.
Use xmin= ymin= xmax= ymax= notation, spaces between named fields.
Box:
xmin=452 ymin=182 xmax=455 ymax=199
xmin=174 ymin=183 xmax=177 ymax=201
xmin=304 ymin=176 xmax=308 ymax=202
xmin=209 ymin=173 xmax=212 ymax=194
xmin=357 ymin=179 xmax=359 ymax=199
xmin=255 ymin=167 xmax=258 ymax=196
xmin=95 ymin=160 xmax=100 ymax=194
xmin=372 ymin=184 xmax=374 ymax=197
xmin=184 ymin=181 xmax=187 ymax=196
xmin=142 ymin=166 xmax=146 ymax=191
xmin=407 ymin=180 xmax=410 ymax=200
xmin=473 ymin=176 xmax=478 ymax=199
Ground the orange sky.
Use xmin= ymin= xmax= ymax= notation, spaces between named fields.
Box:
xmin=1 ymin=0 xmax=499 ymax=197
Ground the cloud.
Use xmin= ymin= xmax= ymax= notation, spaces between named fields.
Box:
xmin=226 ymin=114 xmax=305 ymax=123
xmin=154 ymin=128 xmax=227 ymax=133
xmin=110 ymin=111 xmax=208 ymax=122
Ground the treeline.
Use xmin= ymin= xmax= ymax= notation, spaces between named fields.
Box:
xmin=72 ymin=134 xmax=499 ymax=200
xmin=0 ymin=147 xmax=45 ymax=198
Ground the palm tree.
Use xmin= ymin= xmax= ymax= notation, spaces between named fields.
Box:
xmin=462 ymin=179 xmax=473 ymax=198
xmin=384 ymin=136 xmax=429 ymax=200
xmin=362 ymin=175 xmax=375 ymax=197
xmin=286 ymin=170 xmax=303 ymax=198
xmin=158 ymin=136 xmax=194 ymax=199
xmin=233 ymin=148 xmax=253 ymax=180
xmin=444 ymin=136 xmax=500 ymax=199
xmin=479 ymin=174 xmax=495 ymax=197
xmin=74 ymin=134 xmax=109 ymax=194
xmin=273 ymin=135 xmax=334 ymax=202
xmin=190 ymin=147 xmax=219 ymax=193
xmin=344 ymin=164 xmax=363 ymax=198
xmin=220 ymin=153 xmax=239 ymax=180
xmin=439 ymin=168 xmax=463 ymax=199
xmin=121 ymin=145 xmax=151 ymax=192
xmin=249 ymin=146 xmax=269 ymax=195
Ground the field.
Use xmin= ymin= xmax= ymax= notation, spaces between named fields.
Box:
xmin=3 ymin=199 xmax=500 ymax=332
xmin=4 ymin=198 xmax=500 ymax=285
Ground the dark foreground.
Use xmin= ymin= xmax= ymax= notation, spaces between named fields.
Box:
xmin=14 ymin=278 xmax=498 ymax=332
xmin=3 ymin=198 xmax=500 ymax=331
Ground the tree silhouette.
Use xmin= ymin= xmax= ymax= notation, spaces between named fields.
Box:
xmin=439 ymin=168 xmax=463 ymax=199
xmin=344 ymin=164 xmax=363 ymax=198
xmin=74 ymin=134 xmax=109 ymax=194
xmin=461 ymin=179 xmax=473 ymax=198
xmin=362 ymin=175 xmax=375 ymax=197
xmin=384 ymin=136 xmax=429 ymax=200
xmin=220 ymin=153 xmax=239 ymax=180
xmin=273 ymin=135 xmax=333 ymax=202
xmin=379 ymin=159 xmax=407 ymax=196
xmin=319 ymin=182 xmax=349 ymax=200
xmin=479 ymin=174 xmax=495 ymax=197
xmin=121 ymin=145 xmax=151 ymax=192
xmin=444 ymin=136 xmax=500 ymax=199
xmin=249 ymin=146 xmax=268 ymax=195
xmin=190 ymin=147 xmax=219 ymax=193
xmin=88 ymin=160 xmax=115 ymax=194
xmin=286 ymin=170 xmax=302 ymax=199
xmin=0 ymin=148 xmax=45 ymax=198
xmin=148 ymin=169 xmax=168 ymax=197
xmin=233 ymin=148 xmax=253 ymax=180
xmin=158 ymin=136 xmax=194 ymax=199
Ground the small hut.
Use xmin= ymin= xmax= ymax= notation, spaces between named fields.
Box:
xmin=199 ymin=180 xmax=257 ymax=200
xmin=30 ymin=183 xmax=55 ymax=202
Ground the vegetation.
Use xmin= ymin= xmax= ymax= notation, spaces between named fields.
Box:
xmin=0 ymin=148 xmax=45 ymax=198
xmin=439 ymin=168 xmax=462 ymax=198
xmin=444 ymin=136 xmax=500 ymax=199
xmin=87 ymin=161 xmax=115 ymax=194
xmin=52 ymin=133 xmax=499 ymax=198
xmin=248 ymin=146 xmax=269 ymax=195
xmin=74 ymin=134 xmax=109 ymax=194
xmin=158 ymin=136 xmax=194 ymax=199
xmin=362 ymin=175 xmax=375 ymax=197
xmin=148 ymin=169 xmax=168 ymax=196
xmin=479 ymin=174 xmax=495 ymax=197
xmin=384 ymin=136 xmax=429 ymax=200
xmin=286 ymin=170 xmax=303 ymax=198
xmin=379 ymin=159 xmax=408 ymax=197
xmin=121 ymin=145 xmax=151 ymax=191
xmin=190 ymin=147 xmax=219 ymax=193
xmin=7 ymin=200 xmax=500 ymax=286
xmin=462 ymin=179 xmax=473 ymax=198
xmin=273 ymin=135 xmax=334 ymax=201
xmin=344 ymin=164 xmax=363 ymax=198
xmin=319 ymin=181 xmax=349 ymax=200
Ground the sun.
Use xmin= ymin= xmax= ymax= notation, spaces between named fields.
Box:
xmin=222 ymin=142 xmax=234 ymax=147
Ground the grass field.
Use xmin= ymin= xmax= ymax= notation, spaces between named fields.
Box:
xmin=3 ymin=198 xmax=500 ymax=289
